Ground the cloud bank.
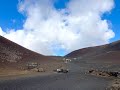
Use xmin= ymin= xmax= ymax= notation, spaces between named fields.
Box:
xmin=0 ymin=0 xmax=115 ymax=55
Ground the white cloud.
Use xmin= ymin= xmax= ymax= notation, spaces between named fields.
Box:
xmin=0 ymin=0 xmax=115 ymax=55
xmin=0 ymin=27 xmax=5 ymax=35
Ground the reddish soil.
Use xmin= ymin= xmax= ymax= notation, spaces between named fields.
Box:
xmin=65 ymin=40 xmax=120 ymax=63
xmin=0 ymin=36 xmax=64 ymax=75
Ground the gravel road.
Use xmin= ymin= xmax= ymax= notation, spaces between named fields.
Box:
xmin=0 ymin=61 xmax=111 ymax=90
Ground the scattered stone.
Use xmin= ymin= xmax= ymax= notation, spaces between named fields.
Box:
xmin=107 ymin=79 xmax=120 ymax=90
xmin=88 ymin=70 xmax=119 ymax=78
xmin=37 ymin=68 xmax=45 ymax=72
xmin=26 ymin=62 xmax=38 ymax=69
xmin=89 ymin=70 xmax=94 ymax=73
xmin=108 ymin=72 xmax=119 ymax=77
xmin=31 ymin=68 xmax=45 ymax=72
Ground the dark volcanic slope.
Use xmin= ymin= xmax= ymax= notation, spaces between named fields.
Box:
xmin=66 ymin=40 xmax=120 ymax=62
xmin=0 ymin=36 xmax=58 ymax=69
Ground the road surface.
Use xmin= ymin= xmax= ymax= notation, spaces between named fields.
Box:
xmin=0 ymin=61 xmax=111 ymax=90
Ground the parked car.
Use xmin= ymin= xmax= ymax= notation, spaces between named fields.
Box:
xmin=53 ymin=69 xmax=69 ymax=73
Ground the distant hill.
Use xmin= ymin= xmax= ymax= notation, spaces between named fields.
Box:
xmin=0 ymin=36 xmax=62 ymax=71
xmin=65 ymin=40 xmax=120 ymax=63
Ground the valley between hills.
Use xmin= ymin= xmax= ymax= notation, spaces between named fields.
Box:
xmin=0 ymin=36 xmax=120 ymax=90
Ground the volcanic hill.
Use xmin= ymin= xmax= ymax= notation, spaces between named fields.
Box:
xmin=0 ymin=36 xmax=63 ymax=75
xmin=66 ymin=40 xmax=120 ymax=63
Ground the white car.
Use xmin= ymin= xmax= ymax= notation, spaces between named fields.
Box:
xmin=54 ymin=69 xmax=69 ymax=73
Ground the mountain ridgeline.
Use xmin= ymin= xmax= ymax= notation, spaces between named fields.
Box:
xmin=0 ymin=36 xmax=61 ymax=70
xmin=65 ymin=40 xmax=120 ymax=63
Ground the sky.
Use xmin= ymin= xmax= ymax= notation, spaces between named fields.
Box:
xmin=102 ymin=0 xmax=120 ymax=42
xmin=0 ymin=0 xmax=119 ymax=56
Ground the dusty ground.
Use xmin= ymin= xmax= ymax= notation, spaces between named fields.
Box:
xmin=0 ymin=61 xmax=66 ymax=80
xmin=0 ymin=58 xmax=119 ymax=90
xmin=0 ymin=59 xmax=118 ymax=90
xmin=88 ymin=69 xmax=120 ymax=90
xmin=107 ymin=79 xmax=120 ymax=90
xmin=0 ymin=63 xmax=110 ymax=90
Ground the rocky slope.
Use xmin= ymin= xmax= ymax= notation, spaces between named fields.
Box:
xmin=0 ymin=36 xmax=63 ymax=72
xmin=65 ymin=40 xmax=120 ymax=63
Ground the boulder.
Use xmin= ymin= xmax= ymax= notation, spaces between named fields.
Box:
xmin=31 ymin=68 xmax=45 ymax=72
xmin=37 ymin=68 xmax=45 ymax=72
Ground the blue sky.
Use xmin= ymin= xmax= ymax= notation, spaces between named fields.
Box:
xmin=0 ymin=0 xmax=120 ymax=56
xmin=0 ymin=0 xmax=25 ymax=31
xmin=0 ymin=0 xmax=119 ymax=42
xmin=0 ymin=0 xmax=70 ymax=31
xmin=102 ymin=0 xmax=120 ymax=42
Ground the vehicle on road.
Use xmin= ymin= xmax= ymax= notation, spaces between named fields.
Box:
xmin=53 ymin=69 xmax=69 ymax=73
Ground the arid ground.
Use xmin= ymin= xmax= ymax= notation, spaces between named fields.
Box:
xmin=0 ymin=36 xmax=120 ymax=90
xmin=0 ymin=59 xmax=119 ymax=90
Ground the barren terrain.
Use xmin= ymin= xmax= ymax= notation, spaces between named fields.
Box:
xmin=0 ymin=36 xmax=120 ymax=90
xmin=0 ymin=36 xmax=65 ymax=76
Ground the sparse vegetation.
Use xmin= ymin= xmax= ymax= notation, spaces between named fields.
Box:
xmin=88 ymin=69 xmax=120 ymax=78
